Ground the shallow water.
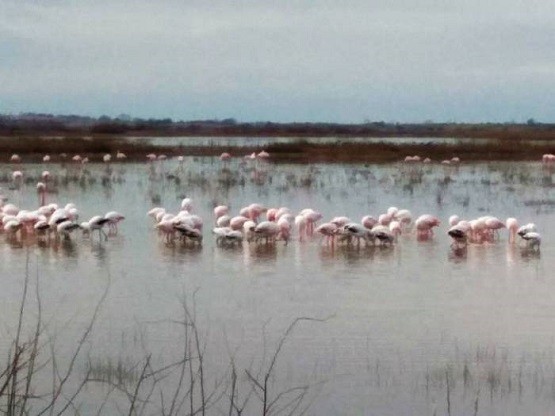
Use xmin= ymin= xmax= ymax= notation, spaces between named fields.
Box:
xmin=131 ymin=135 xmax=523 ymax=148
xmin=0 ymin=158 xmax=554 ymax=415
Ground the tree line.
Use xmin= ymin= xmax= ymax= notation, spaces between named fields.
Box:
xmin=1 ymin=113 xmax=554 ymax=140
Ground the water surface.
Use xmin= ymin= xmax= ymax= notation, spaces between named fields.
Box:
xmin=0 ymin=158 xmax=554 ymax=415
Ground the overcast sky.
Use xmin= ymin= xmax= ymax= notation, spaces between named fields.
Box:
xmin=1 ymin=0 xmax=554 ymax=122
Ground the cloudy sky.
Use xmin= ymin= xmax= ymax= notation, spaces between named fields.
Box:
xmin=1 ymin=0 xmax=554 ymax=122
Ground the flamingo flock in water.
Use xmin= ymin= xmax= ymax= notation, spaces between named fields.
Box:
xmin=1 ymin=151 xmax=549 ymax=252
xmin=145 ymin=197 xmax=542 ymax=252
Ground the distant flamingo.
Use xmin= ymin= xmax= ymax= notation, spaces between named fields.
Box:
xmin=506 ymin=218 xmax=519 ymax=243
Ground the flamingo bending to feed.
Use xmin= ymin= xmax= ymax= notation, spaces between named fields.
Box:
xmin=56 ymin=220 xmax=80 ymax=240
xmin=213 ymin=227 xmax=243 ymax=246
xmin=254 ymin=221 xmax=280 ymax=244
xmin=174 ymin=223 xmax=202 ymax=244
xmin=448 ymin=222 xmax=471 ymax=248
xmin=372 ymin=228 xmax=395 ymax=246
xmin=520 ymin=232 xmax=541 ymax=250
xmin=315 ymin=222 xmax=338 ymax=246
xmin=414 ymin=215 xmax=441 ymax=239
xmin=341 ymin=223 xmax=371 ymax=246
xmin=82 ymin=216 xmax=111 ymax=241
xmin=104 ymin=211 xmax=125 ymax=234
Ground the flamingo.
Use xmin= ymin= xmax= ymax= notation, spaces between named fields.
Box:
xmin=216 ymin=215 xmax=231 ymax=227
xmin=315 ymin=222 xmax=338 ymax=246
xmin=83 ymin=216 xmax=110 ymax=241
xmin=174 ymin=223 xmax=202 ymax=244
xmin=254 ymin=221 xmax=280 ymax=244
xmin=517 ymin=223 xmax=536 ymax=237
xmin=276 ymin=217 xmax=291 ymax=242
xmin=104 ymin=211 xmax=125 ymax=234
xmin=394 ymin=209 xmax=412 ymax=228
xmin=154 ymin=219 xmax=176 ymax=243
xmin=448 ymin=222 xmax=471 ymax=248
xmin=56 ymin=220 xmax=80 ymax=240
xmin=295 ymin=215 xmax=308 ymax=242
xmin=213 ymin=227 xmax=243 ymax=246
xmin=414 ymin=215 xmax=441 ymax=239
xmin=361 ymin=215 xmax=377 ymax=230
xmin=36 ymin=182 xmax=47 ymax=206
xmin=341 ymin=223 xmax=371 ymax=246
xmin=506 ymin=218 xmax=519 ymax=243
xmin=12 ymin=171 xmax=23 ymax=186
xmin=372 ymin=228 xmax=395 ymax=246
xmin=230 ymin=216 xmax=249 ymax=231
xmin=214 ymin=205 xmax=229 ymax=219
xmin=181 ymin=198 xmax=193 ymax=212
xmin=331 ymin=216 xmax=352 ymax=228
xmin=301 ymin=209 xmax=322 ymax=235
xmin=520 ymin=232 xmax=541 ymax=250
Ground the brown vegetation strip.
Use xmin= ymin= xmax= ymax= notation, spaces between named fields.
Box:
xmin=0 ymin=135 xmax=553 ymax=163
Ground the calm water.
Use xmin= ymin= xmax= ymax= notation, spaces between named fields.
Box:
xmin=1 ymin=158 xmax=554 ymax=415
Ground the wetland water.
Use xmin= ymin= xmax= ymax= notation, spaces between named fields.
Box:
xmin=0 ymin=157 xmax=554 ymax=415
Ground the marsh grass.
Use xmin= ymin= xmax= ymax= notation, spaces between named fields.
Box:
xmin=1 ymin=134 xmax=554 ymax=163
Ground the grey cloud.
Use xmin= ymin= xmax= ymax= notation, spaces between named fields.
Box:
xmin=1 ymin=0 xmax=554 ymax=122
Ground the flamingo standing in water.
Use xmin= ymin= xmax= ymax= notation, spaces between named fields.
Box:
xmin=414 ymin=215 xmax=441 ymax=239
xmin=81 ymin=216 xmax=110 ymax=241
xmin=520 ymin=232 xmax=541 ymax=250
xmin=315 ymin=222 xmax=338 ymax=246
xmin=104 ymin=211 xmax=125 ymax=234
xmin=506 ymin=218 xmax=519 ymax=243
xmin=447 ymin=221 xmax=471 ymax=248
xmin=12 ymin=171 xmax=23 ymax=188
xmin=36 ymin=182 xmax=47 ymax=206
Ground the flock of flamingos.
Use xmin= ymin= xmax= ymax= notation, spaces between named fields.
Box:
xmin=1 ymin=151 xmax=553 ymax=252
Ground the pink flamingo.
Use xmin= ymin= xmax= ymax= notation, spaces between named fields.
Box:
xmin=36 ymin=182 xmax=47 ymax=206
xmin=361 ymin=215 xmax=377 ymax=230
xmin=214 ymin=205 xmax=229 ymax=219
xmin=414 ymin=214 xmax=441 ymax=239
xmin=295 ymin=214 xmax=308 ymax=242
xmin=300 ymin=209 xmax=322 ymax=236
xmin=506 ymin=218 xmax=519 ymax=243
xmin=315 ymin=222 xmax=338 ymax=246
